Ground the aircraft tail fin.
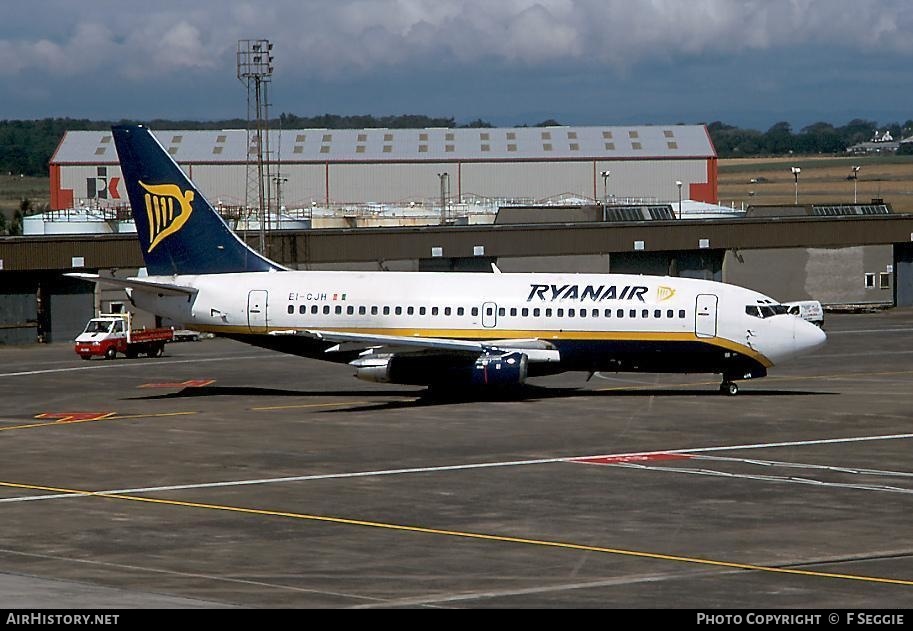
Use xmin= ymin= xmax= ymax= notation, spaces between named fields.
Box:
xmin=112 ymin=125 xmax=284 ymax=276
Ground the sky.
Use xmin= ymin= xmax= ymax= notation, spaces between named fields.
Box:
xmin=2 ymin=0 xmax=912 ymax=130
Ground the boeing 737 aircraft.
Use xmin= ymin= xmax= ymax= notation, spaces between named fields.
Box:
xmin=70 ymin=125 xmax=826 ymax=395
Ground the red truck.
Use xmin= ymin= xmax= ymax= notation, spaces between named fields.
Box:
xmin=74 ymin=313 xmax=173 ymax=360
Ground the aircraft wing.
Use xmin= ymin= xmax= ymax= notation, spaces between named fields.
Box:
xmin=65 ymin=273 xmax=198 ymax=296
xmin=270 ymin=329 xmax=561 ymax=363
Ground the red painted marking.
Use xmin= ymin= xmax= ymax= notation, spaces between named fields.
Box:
xmin=139 ymin=379 xmax=215 ymax=389
xmin=35 ymin=412 xmax=115 ymax=424
xmin=574 ymin=453 xmax=693 ymax=465
xmin=108 ymin=176 xmax=121 ymax=199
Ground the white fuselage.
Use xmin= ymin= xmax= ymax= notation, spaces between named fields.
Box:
xmin=131 ymin=270 xmax=826 ymax=378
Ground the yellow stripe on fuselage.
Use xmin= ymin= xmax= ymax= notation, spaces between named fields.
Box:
xmin=192 ymin=324 xmax=774 ymax=368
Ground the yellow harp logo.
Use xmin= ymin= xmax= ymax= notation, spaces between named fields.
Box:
xmin=139 ymin=181 xmax=195 ymax=253
xmin=657 ymin=286 xmax=676 ymax=302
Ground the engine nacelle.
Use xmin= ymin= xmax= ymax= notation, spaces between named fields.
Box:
xmin=352 ymin=352 xmax=529 ymax=387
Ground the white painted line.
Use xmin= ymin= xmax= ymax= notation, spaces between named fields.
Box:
xmin=0 ymin=354 xmax=282 ymax=378
xmin=3 ymin=431 xmax=913 ymax=504
xmin=694 ymin=455 xmax=913 ymax=478
xmin=828 ymin=327 xmax=913 ymax=335
xmin=605 ymin=462 xmax=913 ymax=496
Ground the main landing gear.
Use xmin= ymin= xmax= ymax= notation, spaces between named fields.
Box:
xmin=719 ymin=380 xmax=739 ymax=396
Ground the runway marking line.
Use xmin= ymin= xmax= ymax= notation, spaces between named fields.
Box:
xmin=576 ymin=453 xmax=693 ymax=465
xmin=0 ymin=411 xmax=196 ymax=432
xmin=0 ymin=477 xmax=910 ymax=589
xmin=34 ymin=412 xmax=115 ymax=424
xmin=138 ymin=379 xmax=215 ymax=389
xmin=595 ymin=369 xmax=913 ymax=392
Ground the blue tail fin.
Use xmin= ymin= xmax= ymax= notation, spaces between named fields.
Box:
xmin=112 ymin=125 xmax=283 ymax=275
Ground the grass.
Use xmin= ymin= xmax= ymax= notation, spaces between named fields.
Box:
xmin=0 ymin=175 xmax=50 ymax=218
xmin=718 ymin=156 xmax=913 ymax=212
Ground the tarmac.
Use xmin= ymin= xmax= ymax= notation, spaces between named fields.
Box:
xmin=1 ymin=309 xmax=912 ymax=608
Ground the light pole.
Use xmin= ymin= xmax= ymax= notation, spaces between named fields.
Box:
xmin=791 ymin=167 xmax=801 ymax=205
xmin=273 ymin=176 xmax=287 ymax=229
xmin=851 ymin=165 xmax=861 ymax=203
xmin=675 ymin=180 xmax=683 ymax=219
xmin=437 ymin=172 xmax=449 ymax=223
xmin=600 ymin=170 xmax=610 ymax=221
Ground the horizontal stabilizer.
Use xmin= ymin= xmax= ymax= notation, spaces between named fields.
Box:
xmin=65 ymin=273 xmax=197 ymax=296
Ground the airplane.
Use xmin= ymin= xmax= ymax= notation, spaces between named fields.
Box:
xmin=69 ymin=125 xmax=826 ymax=395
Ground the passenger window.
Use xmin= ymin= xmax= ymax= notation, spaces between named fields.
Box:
xmin=545 ymin=308 xmax=552 ymax=317
xmin=395 ymin=306 xmax=402 ymax=315
xmin=311 ymin=305 xmax=318 ymax=315
xmin=498 ymin=307 xmax=506 ymax=317
xmin=335 ymin=306 xmax=343 ymax=315
xmin=568 ymin=308 xmax=576 ymax=317
xmin=629 ymin=309 xmax=636 ymax=318
xmin=407 ymin=307 xmax=414 ymax=315
xmin=533 ymin=308 xmax=540 ymax=317
xmin=485 ymin=307 xmax=493 ymax=316
xmin=510 ymin=308 xmax=517 ymax=317
xmin=592 ymin=309 xmax=598 ymax=318
xmin=432 ymin=307 xmax=439 ymax=316
xmin=444 ymin=307 xmax=451 ymax=316
xmin=557 ymin=308 xmax=564 ymax=317
xmin=371 ymin=306 xmax=378 ymax=315
xmin=419 ymin=307 xmax=426 ymax=316
xmin=323 ymin=305 xmax=330 ymax=315
xmin=471 ymin=307 xmax=478 ymax=316
xmin=666 ymin=309 xmax=673 ymax=318
xmin=521 ymin=308 xmax=528 ymax=317
xmin=678 ymin=310 xmax=686 ymax=318
xmin=604 ymin=309 xmax=612 ymax=318
xmin=616 ymin=309 xmax=624 ymax=318
xmin=383 ymin=306 xmax=391 ymax=315
xmin=347 ymin=306 xmax=354 ymax=315
xmin=458 ymin=307 xmax=465 ymax=316
xmin=287 ymin=305 xmax=294 ymax=314
xmin=300 ymin=305 xmax=307 ymax=314
xmin=654 ymin=309 xmax=661 ymax=318
xmin=359 ymin=306 xmax=366 ymax=315
xmin=642 ymin=309 xmax=649 ymax=318
xmin=579 ymin=309 xmax=586 ymax=318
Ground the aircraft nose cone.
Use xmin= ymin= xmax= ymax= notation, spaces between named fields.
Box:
xmin=796 ymin=318 xmax=827 ymax=353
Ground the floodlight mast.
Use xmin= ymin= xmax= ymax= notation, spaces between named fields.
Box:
xmin=237 ymin=39 xmax=274 ymax=254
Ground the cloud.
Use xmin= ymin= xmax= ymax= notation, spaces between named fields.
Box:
xmin=0 ymin=1 xmax=911 ymax=81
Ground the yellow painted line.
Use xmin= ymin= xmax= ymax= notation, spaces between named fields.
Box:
xmin=0 ymin=411 xmax=197 ymax=433
xmin=0 ymin=479 xmax=911 ymax=588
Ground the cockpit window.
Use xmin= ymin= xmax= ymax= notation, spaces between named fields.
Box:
xmin=746 ymin=304 xmax=788 ymax=319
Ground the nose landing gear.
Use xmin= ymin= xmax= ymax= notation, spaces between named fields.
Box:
xmin=720 ymin=380 xmax=739 ymax=396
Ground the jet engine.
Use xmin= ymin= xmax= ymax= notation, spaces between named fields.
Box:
xmin=353 ymin=352 xmax=529 ymax=387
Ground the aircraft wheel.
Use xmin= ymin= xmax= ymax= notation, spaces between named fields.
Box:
xmin=720 ymin=381 xmax=739 ymax=396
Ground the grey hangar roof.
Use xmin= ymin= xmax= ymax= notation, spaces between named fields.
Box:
xmin=52 ymin=125 xmax=715 ymax=164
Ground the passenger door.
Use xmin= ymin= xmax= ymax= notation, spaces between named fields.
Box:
xmin=248 ymin=290 xmax=269 ymax=332
xmin=695 ymin=294 xmax=718 ymax=338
